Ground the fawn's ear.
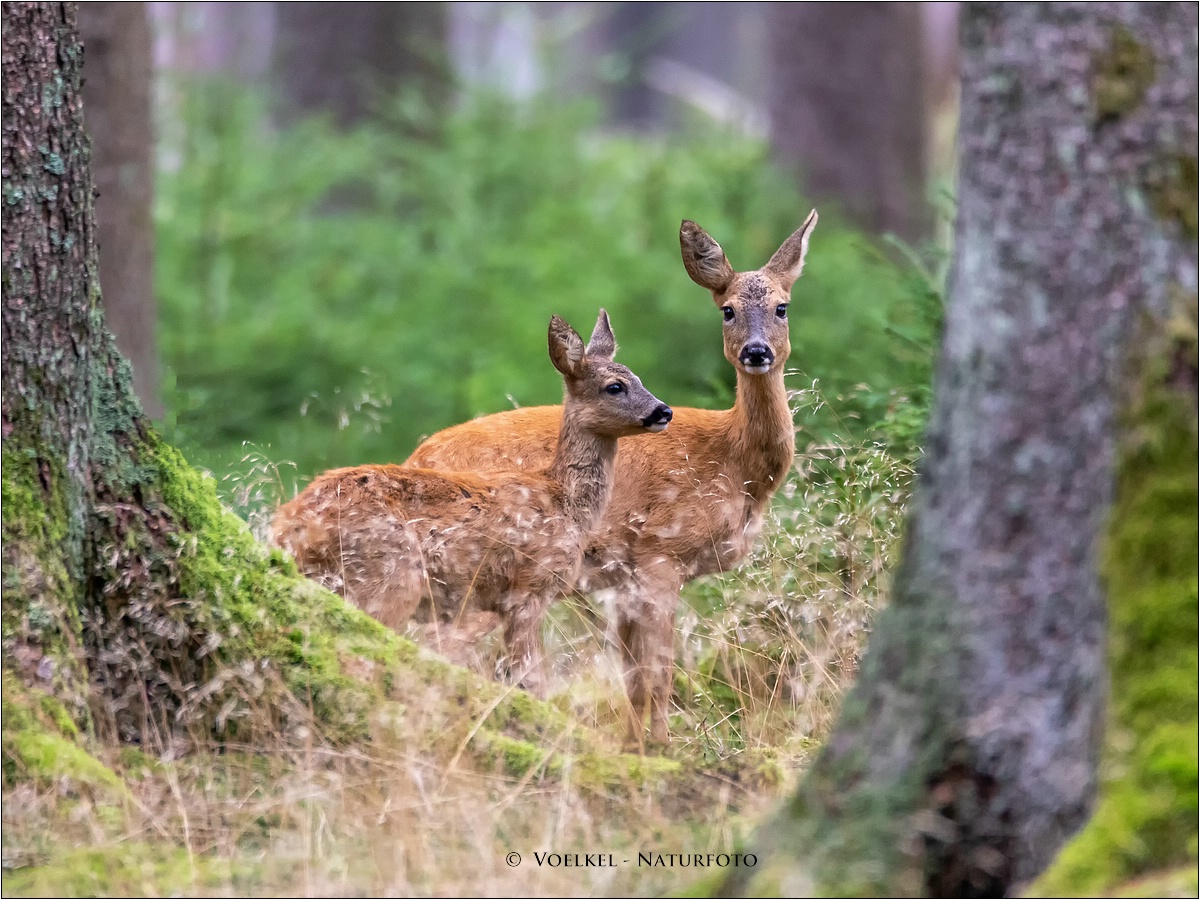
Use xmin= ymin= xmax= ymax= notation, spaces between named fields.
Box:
xmin=548 ymin=315 xmax=586 ymax=378
xmin=680 ymin=220 xmax=734 ymax=294
xmin=585 ymin=309 xmax=617 ymax=360
xmin=762 ymin=209 xmax=818 ymax=291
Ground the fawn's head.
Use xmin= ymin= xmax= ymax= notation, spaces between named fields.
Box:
xmin=679 ymin=210 xmax=818 ymax=376
xmin=548 ymin=311 xmax=672 ymax=436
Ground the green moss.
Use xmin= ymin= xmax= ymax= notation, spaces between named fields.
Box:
xmin=83 ymin=432 xmax=416 ymax=745
xmin=2 ymin=674 xmax=125 ymax=795
xmin=678 ymin=870 xmax=736 ymax=898
xmin=1 ymin=843 xmax=254 ymax=897
xmin=1092 ymin=24 xmax=1156 ymax=123
xmin=471 ymin=731 xmax=555 ymax=776
xmin=572 ymin=750 xmax=682 ymax=788
xmin=1033 ymin=343 xmax=1198 ymax=895
xmin=1 ymin=447 xmax=90 ymax=724
xmin=466 ymin=724 xmax=683 ymax=794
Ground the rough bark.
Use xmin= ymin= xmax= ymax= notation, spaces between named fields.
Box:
xmin=727 ymin=4 xmax=1198 ymax=896
xmin=78 ymin=2 xmax=159 ymax=418
xmin=271 ymin=1 xmax=450 ymax=126
xmin=2 ymin=0 xmax=101 ymax=718
xmin=766 ymin=2 xmax=928 ymax=242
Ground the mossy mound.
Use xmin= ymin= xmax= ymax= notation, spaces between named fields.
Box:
xmin=1 ymin=843 xmax=256 ymax=897
xmin=2 ymin=672 xmax=124 ymax=795
xmin=83 ymin=433 xmax=421 ymax=747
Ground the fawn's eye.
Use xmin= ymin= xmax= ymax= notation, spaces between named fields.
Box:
xmin=722 ymin=306 xmax=735 ymax=322
xmin=776 ymin=304 xmax=788 ymax=319
xmin=605 ymin=382 xmax=625 ymax=395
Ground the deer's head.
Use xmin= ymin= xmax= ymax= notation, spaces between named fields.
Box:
xmin=549 ymin=311 xmax=672 ymax=436
xmin=679 ymin=210 xmax=818 ymax=376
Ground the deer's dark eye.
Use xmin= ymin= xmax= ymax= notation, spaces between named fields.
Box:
xmin=605 ymin=382 xmax=625 ymax=395
xmin=776 ymin=304 xmax=788 ymax=319
xmin=722 ymin=306 xmax=735 ymax=322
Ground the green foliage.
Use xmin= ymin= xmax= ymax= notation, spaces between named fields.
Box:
xmin=156 ymin=80 xmax=939 ymax=484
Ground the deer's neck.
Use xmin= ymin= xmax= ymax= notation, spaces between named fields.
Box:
xmin=546 ymin=405 xmax=618 ymax=530
xmin=726 ymin=368 xmax=795 ymax=504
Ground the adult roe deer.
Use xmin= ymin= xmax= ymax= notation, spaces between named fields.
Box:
xmin=406 ymin=212 xmax=818 ymax=741
xmin=271 ymin=312 xmax=673 ymax=693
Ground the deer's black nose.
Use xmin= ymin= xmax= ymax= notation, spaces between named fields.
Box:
xmin=643 ymin=405 xmax=673 ymax=428
xmin=739 ymin=343 xmax=774 ymax=369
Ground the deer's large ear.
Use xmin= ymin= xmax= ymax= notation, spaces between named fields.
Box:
xmin=548 ymin=315 xmax=585 ymax=378
xmin=585 ymin=309 xmax=617 ymax=360
xmin=680 ymin=220 xmax=734 ymax=294
xmin=763 ymin=209 xmax=817 ymax=291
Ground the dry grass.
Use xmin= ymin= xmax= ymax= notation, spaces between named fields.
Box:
xmin=538 ymin=384 xmax=915 ymax=765
xmin=3 ymin=383 xmax=916 ymax=897
xmin=2 ymin=701 xmax=782 ymax=896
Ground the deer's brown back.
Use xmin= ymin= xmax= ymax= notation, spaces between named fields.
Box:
xmin=271 ymin=463 xmax=586 ymax=621
xmin=406 ymin=403 xmax=771 ymax=587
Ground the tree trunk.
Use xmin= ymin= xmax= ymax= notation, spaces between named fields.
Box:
xmin=3 ymin=1 xmax=103 ymax=720
xmin=271 ymin=1 xmax=450 ymax=126
xmin=727 ymin=4 xmax=1198 ymax=896
xmin=602 ymin=1 xmax=673 ymax=129
xmin=78 ymin=2 xmax=160 ymax=418
xmin=766 ymin=2 xmax=928 ymax=242
xmin=1 ymin=1 xmax=404 ymax=749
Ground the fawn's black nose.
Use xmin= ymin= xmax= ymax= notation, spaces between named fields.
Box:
xmin=643 ymin=405 xmax=673 ymax=429
xmin=739 ymin=342 xmax=774 ymax=370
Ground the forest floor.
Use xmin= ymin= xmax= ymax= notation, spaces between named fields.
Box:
xmin=2 ymin=414 xmax=913 ymax=897
xmin=2 ymin=685 xmax=795 ymax=897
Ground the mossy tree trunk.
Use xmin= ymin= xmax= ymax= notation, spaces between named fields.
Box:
xmin=727 ymin=5 xmax=1198 ymax=896
xmin=3 ymin=0 xmax=217 ymax=740
xmin=3 ymin=1 xmax=111 ymax=720
xmin=1 ymin=1 xmax=396 ymax=752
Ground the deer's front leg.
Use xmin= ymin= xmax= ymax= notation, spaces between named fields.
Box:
xmin=616 ymin=572 xmax=682 ymax=744
xmin=501 ymin=596 xmax=548 ymax=697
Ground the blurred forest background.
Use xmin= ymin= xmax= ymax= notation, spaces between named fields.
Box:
xmin=84 ymin=1 xmax=957 ymax=495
